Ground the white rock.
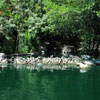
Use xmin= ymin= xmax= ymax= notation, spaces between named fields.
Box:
xmin=14 ymin=57 xmax=26 ymax=64
xmin=1 ymin=59 xmax=8 ymax=64
xmin=83 ymin=61 xmax=94 ymax=65
xmin=0 ymin=53 xmax=6 ymax=61
xmin=77 ymin=62 xmax=88 ymax=69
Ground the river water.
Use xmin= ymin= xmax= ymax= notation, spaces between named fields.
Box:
xmin=0 ymin=65 xmax=100 ymax=100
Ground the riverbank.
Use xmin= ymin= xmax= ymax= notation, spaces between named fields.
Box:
xmin=0 ymin=53 xmax=100 ymax=70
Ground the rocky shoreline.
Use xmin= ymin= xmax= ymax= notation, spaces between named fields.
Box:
xmin=0 ymin=53 xmax=100 ymax=70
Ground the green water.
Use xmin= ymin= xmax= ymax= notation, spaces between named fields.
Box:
xmin=0 ymin=65 xmax=100 ymax=100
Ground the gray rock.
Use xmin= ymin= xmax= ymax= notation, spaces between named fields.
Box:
xmin=93 ymin=60 xmax=100 ymax=65
xmin=61 ymin=45 xmax=74 ymax=57
xmin=81 ymin=55 xmax=91 ymax=60
xmin=13 ymin=57 xmax=26 ymax=64
xmin=39 ymin=46 xmax=47 ymax=57
xmin=69 ymin=55 xmax=81 ymax=62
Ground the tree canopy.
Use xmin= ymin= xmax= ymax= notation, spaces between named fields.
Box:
xmin=0 ymin=0 xmax=100 ymax=56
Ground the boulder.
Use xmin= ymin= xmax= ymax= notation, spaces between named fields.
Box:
xmin=13 ymin=57 xmax=26 ymax=64
xmin=69 ymin=55 xmax=81 ymax=62
xmin=0 ymin=59 xmax=8 ymax=64
xmin=83 ymin=61 xmax=94 ymax=65
xmin=61 ymin=45 xmax=74 ymax=57
xmin=81 ymin=55 xmax=91 ymax=60
xmin=0 ymin=53 xmax=6 ymax=61
xmin=0 ymin=53 xmax=8 ymax=64
xmin=77 ymin=62 xmax=89 ymax=69
xmin=39 ymin=46 xmax=47 ymax=57
xmin=93 ymin=60 xmax=100 ymax=65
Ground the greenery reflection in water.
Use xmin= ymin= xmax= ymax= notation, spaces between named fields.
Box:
xmin=0 ymin=65 xmax=100 ymax=100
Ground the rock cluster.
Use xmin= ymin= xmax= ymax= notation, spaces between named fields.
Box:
xmin=0 ymin=53 xmax=100 ymax=70
xmin=9 ymin=55 xmax=81 ymax=65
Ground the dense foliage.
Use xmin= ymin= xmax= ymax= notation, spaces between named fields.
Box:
xmin=0 ymin=0 xmax=100 ymax=56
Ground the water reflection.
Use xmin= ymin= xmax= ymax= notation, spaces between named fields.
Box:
xmin=80 ymin=69 xmax=88 ymax=73
xmin=11 ymin=64 xmax=79 ymax=71
xmin=0 ymin=65 xmax=100 ymax=100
